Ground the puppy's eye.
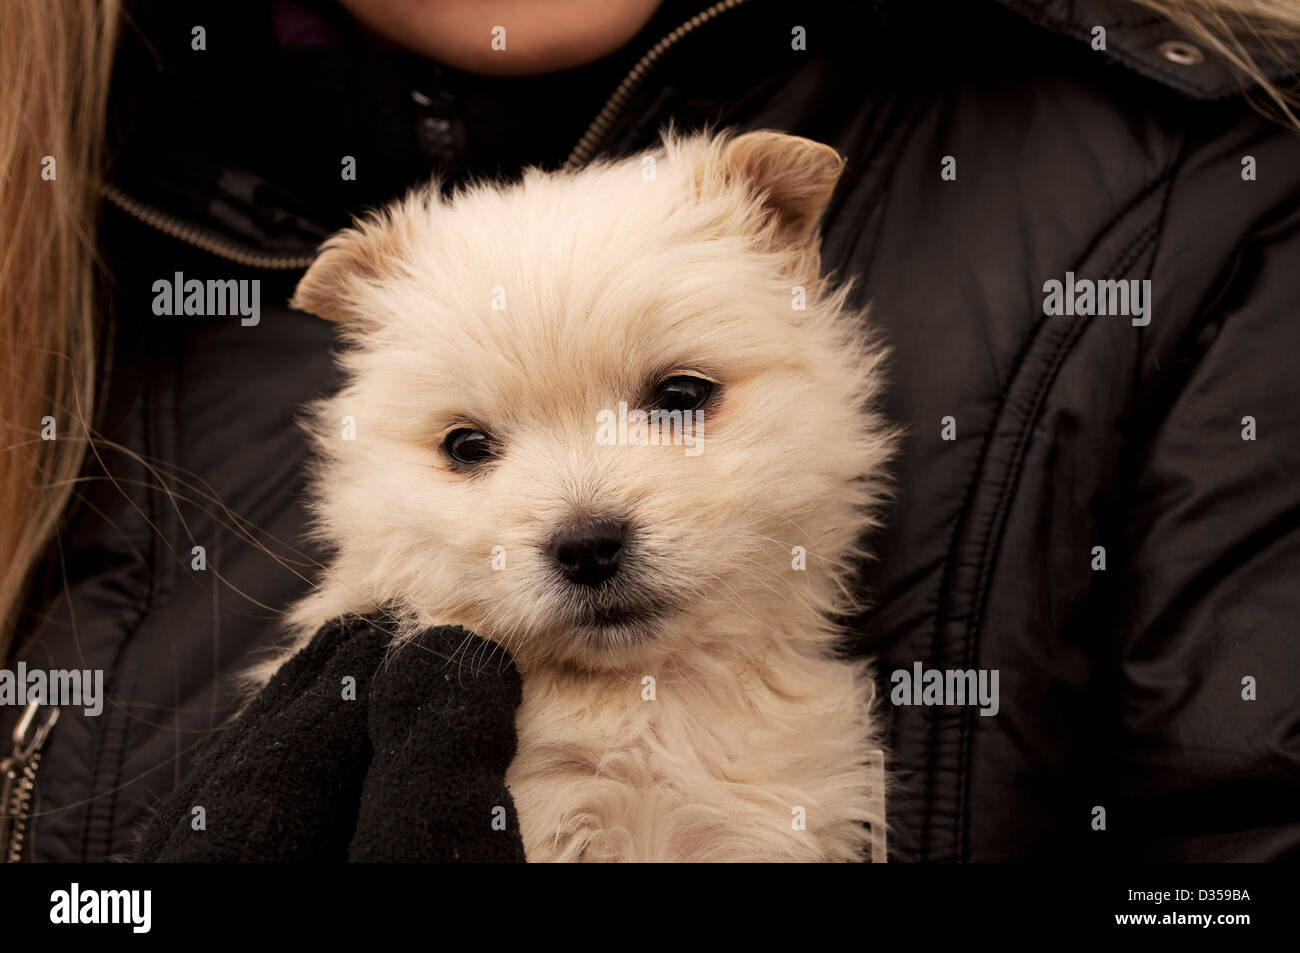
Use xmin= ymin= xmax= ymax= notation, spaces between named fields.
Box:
xmin=651 ymin=375 xmax=714 ymax=412
xmin=444 ymin=428 xmax=495 ymax=465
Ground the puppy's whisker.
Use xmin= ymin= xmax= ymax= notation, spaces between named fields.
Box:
xmin=722 ymin=522 xmax=866 ymax=576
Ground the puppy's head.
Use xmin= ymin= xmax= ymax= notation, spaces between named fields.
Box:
xmin=291 ymin=130 xmax=893 ymax=670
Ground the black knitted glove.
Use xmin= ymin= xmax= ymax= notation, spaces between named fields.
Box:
xmin=348 ymin=625 xmax=526 ymax=862
xmin=133 ymin=615 xmax=525 ymax=862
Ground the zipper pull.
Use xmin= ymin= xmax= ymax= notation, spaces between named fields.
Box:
xmin=9 ymin=699 xmax=60 ymax=763
xmin=1 ymin=700 xmax=60 ymax=862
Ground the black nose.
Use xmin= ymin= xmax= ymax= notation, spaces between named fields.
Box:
xmin=549 ymin=519 xmax=627 ymax=588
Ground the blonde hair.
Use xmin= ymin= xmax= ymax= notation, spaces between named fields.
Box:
xmin=0 ymin=0 xmax=119 ymax=659
xmin=0 ymin=0 xmax=1296 ymax=662
xmin=1135 ymin=0 xmax=1300 ymax=123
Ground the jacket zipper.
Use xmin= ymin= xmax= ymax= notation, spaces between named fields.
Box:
xmin=101 ymin=183 xmax=316 ymax=270
xmin=563 ymin=0 xmax=753 ymax=169
xmin=0 ymin=700 xmax=60 ymax=863
xmin=102 ymin=0 xmax=751 ymax=266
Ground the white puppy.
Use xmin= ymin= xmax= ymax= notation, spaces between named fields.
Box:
xmin=281 ymin=130 xmax=895 ymax=861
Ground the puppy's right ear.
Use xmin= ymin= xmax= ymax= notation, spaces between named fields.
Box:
xmin=708 ymin=130 xmax=847 ymax=251
xmin=290 ymin=211 xmax=413 ymax=324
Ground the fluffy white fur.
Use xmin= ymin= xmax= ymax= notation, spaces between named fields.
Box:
xmin=274 ymin=130 xmax=896 ymax=861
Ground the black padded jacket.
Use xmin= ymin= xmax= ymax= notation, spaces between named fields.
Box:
xmin=4 ymin=0 xmax=1299 ymax=862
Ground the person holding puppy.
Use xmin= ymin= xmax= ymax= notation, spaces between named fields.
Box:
xmin=2 ymin=0 xmax=1299 ymax=862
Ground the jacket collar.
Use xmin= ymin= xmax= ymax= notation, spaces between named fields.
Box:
xmin=994 ymin=0 xmax=1298 ymax=100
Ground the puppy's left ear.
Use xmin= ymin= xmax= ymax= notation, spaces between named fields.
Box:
xmin=715 ymin=130 xmax=846 ymax=249
xmin=290 ymin=210 xmax=414 ymax=325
